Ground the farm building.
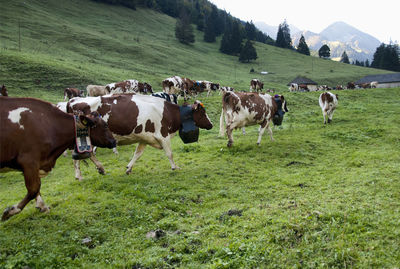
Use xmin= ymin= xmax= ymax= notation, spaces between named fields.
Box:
xmin=287 ymin=76 xmax=318 ymax=91
xmin=355 ymin=73 xmax=400 ymax=88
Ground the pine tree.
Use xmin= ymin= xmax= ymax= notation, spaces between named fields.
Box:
xmin=245 ymin=21 xmax=256 ymax=41
xmin=318 ymin=44 xmax=331 ymax=58
xmin=175 ymin=9 xmax=195 ymax=45
xmin=275 ymin=20 xmax=292 ymax=49
xmin=340 ymin=51 xmax=350 ymax=64
xmin=239 ymin=40 xmax=257 ymax=63
xmin=371 ymin=43 xmax=400 ymax=71
xmin=296 ymin=35 xmax=310 ymax=55
xmin=220 ymin=19 xmax=242 ymax=55
xmin=203 ymin=6 xmax=218 ymax=42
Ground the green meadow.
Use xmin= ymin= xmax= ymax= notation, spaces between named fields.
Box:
xmin=1 ymin=0 xmax=400 ymax=268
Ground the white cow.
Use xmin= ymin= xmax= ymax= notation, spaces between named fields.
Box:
xmin=319 ymin=91 xmax=338 ymax=124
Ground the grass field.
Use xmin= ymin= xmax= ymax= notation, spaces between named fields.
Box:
xmin=1 ymin=0 xmax=400 ymax=268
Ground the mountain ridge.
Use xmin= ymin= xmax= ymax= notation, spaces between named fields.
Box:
xmin=255 ymin=20 xmax=381 ymax=62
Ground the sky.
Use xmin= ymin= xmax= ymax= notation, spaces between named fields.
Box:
xmin=208 ymin=0 xmax=399 ymax=44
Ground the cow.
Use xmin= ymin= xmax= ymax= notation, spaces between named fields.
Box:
xmin=64 ymin=88 xmax=84 ymax=101
xmin=299 ymin=84 xmax=309 ymax=91
xmin=336 ymin=85 xmax=344 ymax=90
xmin=219 ymin=86 xmax=234 ymax=95
xmin=197 ymin=80 xmax=219 ymax=97
xmin=162 ymin=76 xmax=205 ymax=99
xmin=250 ymin=79 xmax=264 ymax=92
xmin=347 ymin=82 xmax=356 ymax=89
xmin=0 ymin=85 xmax=8 ymax=97
xmin=86 ymin=85 xmax=108 ymax=97
xmin=67 ymin=95 xmax=213 ymax=178
xmin=370 ymin=81 xmax=378 ymax=88
xmin=219 ymin=92 xmax=288 ymax=147
xmin=319 ymin=91 xmax=338 ymax=124
xmin=289 ymin=83 xmax=299 ymax=92
xmin=359 ymin=83 xmax=371 ymax=89
xmin=0 ymin=97 xmax=116 ymax=221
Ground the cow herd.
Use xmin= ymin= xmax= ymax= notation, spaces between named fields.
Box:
xmin=289 ymin=81 xmax=378 ymax=92
xmin=1 ymin=76 xmax=340 ymax=221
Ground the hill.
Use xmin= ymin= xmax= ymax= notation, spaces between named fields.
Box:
xmin=0 ymin=0 xmax=390 ymax=101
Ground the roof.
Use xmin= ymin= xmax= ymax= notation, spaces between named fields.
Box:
xmin=355 ymin=73 xmax=400 ymax=84
xmin=287 ymin=76 xmax=318 ymax=86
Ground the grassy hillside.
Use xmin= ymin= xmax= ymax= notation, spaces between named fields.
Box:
xmin=1 ymin=0 xmax=400 ymax=268
xmin=0 ymin=0 xmax=391 ymax=102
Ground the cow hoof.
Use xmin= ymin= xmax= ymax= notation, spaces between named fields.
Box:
xmin=328 ymin=119 xmax=332 ymax=123
xmin=36 ymin=205 xmax=50 ymax=213
xmin=126 ymin=169 xmax=132 ymax=175
xmin=172 ymin=166 xmax=181 ymax=170
xmin=97 ymin=167 xmax=106 ymax=175
xmin=227 ymin=141 xmax=233 ymax=147
xmin=75 ymin=176 xmax=83 ymax=181
xmin=2 ymin=206 xmax=21 ymax=221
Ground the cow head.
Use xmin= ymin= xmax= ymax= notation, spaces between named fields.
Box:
xmin=211 ymin=83 xmax=220 ymax=91
xmin=79 ymin=90 xmax=85 ymax=97
xmin=279 ymin=95 xmax=289 ymax=112
xmin=83 ymin=112 xmax=116 ymax=149
xmin=144 ymin=82 xmax=153 ymax=94
xmin=0 ymin=85 xmax=8 ymax=97
xmin=192 ymin=101 xmax=213 ymax=130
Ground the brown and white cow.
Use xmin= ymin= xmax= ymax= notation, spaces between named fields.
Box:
xmin=1 ymin=85 xmax=8 ymax=97
xmin=299 ymin=84 xmax=309 ymax=91
xmin=319 ymin=91 xmax=338 ymax=124
xmin=67 ymin=94 xmax=213 ymax=177
xmin=370 ymin=81 xmax=378 ymax=88
xmin=0 ymin=97 xmax=116 ymax=221
xmin=197 ymin=80 xmax=220 ymax=97
xmin=347 ymin=82 xmax=356 ymax=89
xmin=289 ymin=83 xmax=298 ymax=92
xmin=106 ymin=80 xmax=153 ymax=95
xmin=64 ymin=88 xmax=84 ymax=100
xmin=86 ymin=85 xmax=108 ymax=97
xmin=162 ymin=76 xmax=204 ymax=99
xmin=219 ymin=92 xmax=288 ymax=147
xmin=250 ymin=79 xmax=264 ymax=92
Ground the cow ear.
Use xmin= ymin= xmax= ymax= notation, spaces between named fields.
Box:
xmin=79 ymin=115 xmax=95 ymax=127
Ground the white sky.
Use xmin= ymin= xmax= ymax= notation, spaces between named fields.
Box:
xmin=209 ymin=0 xmax=399 ymax=44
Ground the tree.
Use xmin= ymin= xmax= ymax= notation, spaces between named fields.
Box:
xmin=175 ymin=9 xmax=195 ymax=45
xmin=371 ymin=43 xmax=400 ymax=71
xmin=203 ymin=6 xmax=218 ymax=42
xmin=219 ymin=19 xmax=243 ymax=55
xmin=239 ymin=40 xmax=257 ymax=63
xmin=275 ymin=20 xmax=293 ymax=49
xmin=296 ymin=35 xmax=310 ymax=55
xmin=318 ymin=44 xmax=331 ymax=58
xmin=245 ymin=21 xmax=256 ymax=41
xmin=340 ymin=51 xmax=350 ymax=64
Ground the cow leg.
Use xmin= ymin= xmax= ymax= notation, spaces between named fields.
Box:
xmin=2 ymin=164 xmax=46 ymax=221
xmin=89 ymin=153 xmax=105 ymax=175
xmin=126 ymin=143 xmax=147 ymax=174
xmin=257 ymin=121 xmax=273 ymax=145
xmin=323 ymin=109 xmax=328 ymax=124
xmin=219 ymin=108 xmax=226 ymax=137
xmin=73 ymin=160 xmax=83 ymax=181
xmin=328 ymin=109 xmax=335 ymax=123
xmin=35 ymin=193 xmax=50 ymax=213
xmin=206 ymin=89 xmax=211 ymax=97
xmin=242 ymin=127 xmax=246 ymax=135
xmin=226 ymin=125 xmax=234 ymax=147
xmin=112 ymin=147 xmax=119 ymax=155
xmin=160 ymin=139 xmax=180 ymax=170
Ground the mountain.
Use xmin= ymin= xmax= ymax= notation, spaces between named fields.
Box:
xmin=254 ymin=21 xmax=301 ymax=39
xmin=256 ymin=21 xmax=381 ymax=62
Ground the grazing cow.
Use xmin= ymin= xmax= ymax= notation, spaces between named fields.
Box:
xmin=319 ymin=91 xmax=338 ymax=124
xmin=151 ymin=92 xmax=178 ymax=104
xmin=298 ymin=84 xmax=309 ymax=91
xmin=86 ymin=85 xmax=108 ymax=97
xmin=289 ymin=83 xmax=299 ymax=92
xmin=219 ymin=86 xmax=234 ymax=95
xmin=162 ymin=76 xmax=186 ymax=96
xmin=370 ymin=81 xmax=378 ymax=88
xmin=106 ymin=80 xmax=153 ymax=95
xmin=347 ymin=82 xmax=356 ymax=89
xmin=219 ymin=92 xmax=288 ymax=147
xmin=64 ymin=88 xmax=84 ymax=100
xmin=336 ymin=85 xmax=344 ymax=90
xmin=0 ymin=97 xmax=116 ymax=221
xmin=0 ymin=85 xmax=8 ymax=96
xmin=197 ymin=80 xmax=220 ymax=97
xmin=250 ymin=79 xmax=264 ymax=92
xmin=359 ymin=83 xmax=371 ymax=89
xmin=183 ymin=78 xmax=206 ymax=97
xmin=67 ymin=95 xmax=213 ymax=177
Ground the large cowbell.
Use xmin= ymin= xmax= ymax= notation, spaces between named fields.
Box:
xmin=179 ymin=105 xmax=199 ymax=144
xmin=72 ymin=116 xmax=93 ymax=160
xmin=273 ymin=96 xmax=285 ymax=126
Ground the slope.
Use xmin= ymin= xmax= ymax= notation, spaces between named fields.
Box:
xmin=0 ymin=0 xmax=391 ymax=101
